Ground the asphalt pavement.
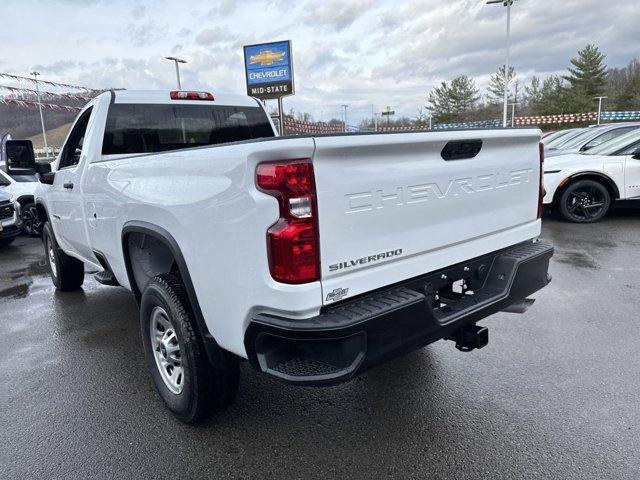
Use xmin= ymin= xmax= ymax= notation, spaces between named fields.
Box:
xmin=2 ymin=207 xmax=640 ymax=479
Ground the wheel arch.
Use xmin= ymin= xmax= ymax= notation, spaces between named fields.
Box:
xmin=121 ymin=221 xmax=218 ymax=354
xmin=16 ymin=194 xmax=35 ymax=207
xmin=35 ymin=200 xmax=50 ymax=224
xmin=553 ymin=171 xmax=620 ymax=205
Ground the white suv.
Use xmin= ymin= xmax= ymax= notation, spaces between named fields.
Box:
xmin=0 ymin=190 xmax=22 ymax=247
xmin=0 ymin=163 xmax=40 ymax=235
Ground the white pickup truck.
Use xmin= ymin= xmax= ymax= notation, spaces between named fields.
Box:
xmin=5 ymin=90 xmax=553 ymax=423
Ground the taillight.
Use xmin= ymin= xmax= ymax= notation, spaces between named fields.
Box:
xmin=170 ymin=91 xmax=215 ymax=100
xmin=256 ymin=159 xmax=320 ymax=284
xmin=538 ymin=142 xmax=544 ymax=219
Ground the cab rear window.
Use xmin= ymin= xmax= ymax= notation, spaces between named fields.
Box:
xmin=102 ymin=103 xmax=274 ymax=155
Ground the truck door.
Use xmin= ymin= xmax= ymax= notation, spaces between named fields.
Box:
xmin=48 ymin=106 xmax=97 ymax=262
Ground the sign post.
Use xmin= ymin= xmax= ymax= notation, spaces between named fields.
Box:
xmin=381 ymin=106 xmax=395 ymax=125
xmin=243 ymin=40 xmax=294 ymax=135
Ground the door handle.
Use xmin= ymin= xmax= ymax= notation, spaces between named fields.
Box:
xmin=63 ymin=182 xmax=74 ymax=189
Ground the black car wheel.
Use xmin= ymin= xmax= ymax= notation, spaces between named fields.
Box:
xmin=21 ymin=202 xmax=42 ymax=236
xmin=559 ymin=179 xmax=610 ymax=223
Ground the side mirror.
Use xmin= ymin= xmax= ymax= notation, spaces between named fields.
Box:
xmin=40 ymin=171 xmax=56 ymax=185
xmin=632 ymin=148 xmax=640 ymax=160
xmin=36 ymin=162 xmax=55 ymax=184
xmin=5 ymin=140 xmax=36 ymax=176
xmin=36 ymin=162 xmax=52 ymax=174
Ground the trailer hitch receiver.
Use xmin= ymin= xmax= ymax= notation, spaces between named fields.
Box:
xmin=451 ymin=324 xmax=488 ymax=352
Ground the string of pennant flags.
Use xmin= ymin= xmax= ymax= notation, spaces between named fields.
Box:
xmin=0 ymin=72 xmax=99 ymax=92
xmin=0 ymin=97 xmax=82 ymax=112
xmin=380 ymin=111 xmax=640 ymax=132
xmin=0 ymin=85 xmax=94 ymax=101
xmin=283 ymin=118 xmax=345 ymax=134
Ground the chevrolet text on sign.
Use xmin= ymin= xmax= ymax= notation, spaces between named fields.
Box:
xmin=243 ymin=40 xmax=294 ymax=100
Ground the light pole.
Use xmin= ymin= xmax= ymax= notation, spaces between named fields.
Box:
xmin=164 ymin=56 xmax=187 ymax=89
xmin=30 ymin=71 xmax=49 ymax=157
xmin=509 ymin=102 xmax=518 ymax=127
xmin=341 ymin=104 xmax=349 ymax=132
xmin=487 ymin=0 xmax=516 ymax=128
xmin=594 ymin=96 xmax=607 ymax=125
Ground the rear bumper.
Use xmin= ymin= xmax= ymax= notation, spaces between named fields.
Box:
xmin=244 ymin=239 xmax=553 ymax=385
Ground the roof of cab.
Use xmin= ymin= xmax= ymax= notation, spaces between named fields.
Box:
xmin=108 ymin=90 xmax=260 ymax=107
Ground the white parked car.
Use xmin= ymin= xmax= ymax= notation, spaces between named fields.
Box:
xmin=4 ymin=90 xmax=553 ymax=423
xmin=0 ymin=163 xmax=41 ymax=235
xmin=543 ymin=128 xmax=640 ymax=222
xmin=545 ymin=123 xmax=640 ymax=158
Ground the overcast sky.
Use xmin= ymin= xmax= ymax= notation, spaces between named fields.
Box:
xmin=1 ymin=0 xmax=637 ymax=123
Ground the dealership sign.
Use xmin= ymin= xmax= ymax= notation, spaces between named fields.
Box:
xmin=243 ymin=40 xmax=294 ymax=100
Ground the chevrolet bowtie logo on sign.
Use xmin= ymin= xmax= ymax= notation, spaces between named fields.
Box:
xmin=249 ymin=50 xmax=286 ymax=66
xmin=243 ymin=40 xmax=294 ymax=100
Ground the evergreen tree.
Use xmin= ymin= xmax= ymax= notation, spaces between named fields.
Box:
xmin=564 ymin=44 xmax=607 ymax=100
xmin=450 ymin=75 xmax=480 ymax=117
xmin=487 ymin=65 xmax=517 ymax=104
xmin=531 ymin=75 xmax=569 ymax=115
xmin=524 ymin=76 xmax=542 ymax=111
xmin=427 ymin=75 xmax=480 ymax=123
xmin=427 ymin=81 xmax=455 ymax=123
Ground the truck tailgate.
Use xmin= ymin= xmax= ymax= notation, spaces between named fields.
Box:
xmin=312 ymin=129 xmax=542 ymax=304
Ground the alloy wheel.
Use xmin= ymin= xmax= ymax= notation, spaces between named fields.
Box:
xmin=47 ymin=238 xmax=58 ymax=279
xmin=565 ymin=185 xmax=607 ymax=221
xmin=150 ymin=306 xmax=184 ymax=395
xmin=22 ymin=204 xmax=42 ymax=236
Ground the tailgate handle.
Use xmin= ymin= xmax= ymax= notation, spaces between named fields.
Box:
xmin=441 ymin=139 xmax=483 ymax=160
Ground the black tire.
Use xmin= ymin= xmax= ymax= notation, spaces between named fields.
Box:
xmin=559 ymin=179 xmax=611 ymax=223
xmin=0 ymin=237 xmax=16 ymax=247
xmin=140 ymin=273 xmax=239 ymax=424
xmin=21 ymin=202 xmax=42 ymax=237
xmin=42 ymin=221 xmax=85 ymax=291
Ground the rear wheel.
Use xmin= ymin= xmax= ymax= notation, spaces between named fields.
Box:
xmin=42 ymin=221 xmax=85 ymax=291
xmin=140 ymin=273 xmax=239 ymax=423
xmin=559 ymin=179 xmax=610 ymax=223
xmin=21 ymin=202 xmax=42 ymax=237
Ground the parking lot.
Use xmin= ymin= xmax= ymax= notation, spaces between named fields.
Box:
xmin=1 ymin=208 xmax=639 ymax=479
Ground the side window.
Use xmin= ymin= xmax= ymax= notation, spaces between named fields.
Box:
xmin=619 ymin=141 xmax=640 ymax=156
xmin=584 ymin=127 xmax=635 ymax=150
xmin=59 ymin=107 xmax=93 ymax=169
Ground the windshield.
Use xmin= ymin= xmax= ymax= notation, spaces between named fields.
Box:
xmin=102 ymin=103 xmax=275 ymax=155
xmin=584 ymin=128 xmax=640 ymax=156
xmin=553 ymin=127 xmax=603 ymax=150
xmin=542 ymin=129 xmax=578 ymax=146
xmin=546 ymin=128 xmax=585 ymax=148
